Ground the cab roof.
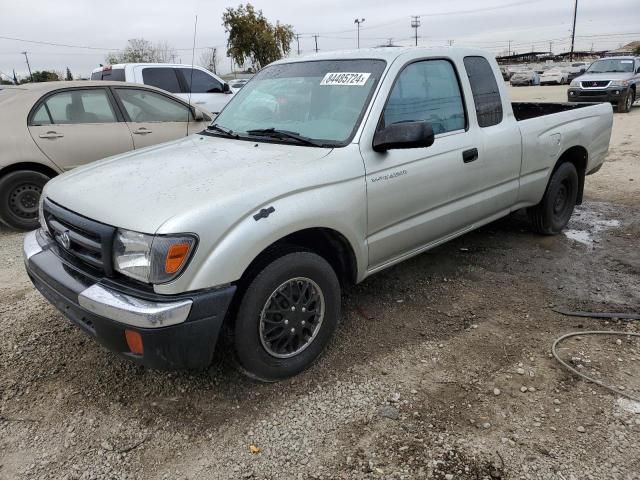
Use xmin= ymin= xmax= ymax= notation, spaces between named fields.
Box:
xmin=272 ymin=46 xmax=493 ymax=65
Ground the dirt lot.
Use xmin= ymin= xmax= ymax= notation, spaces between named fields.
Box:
xmin=1 ymin=85 xmax=639 ymax=480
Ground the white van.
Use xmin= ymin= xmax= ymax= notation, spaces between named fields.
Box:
xmin=91 ymin=64 xmax=234 ymax=114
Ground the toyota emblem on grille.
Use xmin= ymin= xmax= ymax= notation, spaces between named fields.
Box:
xmin=57 ymin=231 xmax=71 ymax=249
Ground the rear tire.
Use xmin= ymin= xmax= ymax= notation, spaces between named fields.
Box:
xmin=527 ymin=162 xmax=579 ymax=235
xmin=617 ymin=90 xmax=634 ymax=113
xmin=232 ymin=251 xmax=341 ymax=381
xmin=0 ymin=170 xmax=50 ymax=230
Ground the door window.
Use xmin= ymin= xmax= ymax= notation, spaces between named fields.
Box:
xmin=141 ymin=68 xmax=182 ymax=93
xmin=383 ymin=59 xmax=465 ymax=135
xmin=115 ymin=88 xmax=192 ymax=122
xmin=31 ymin=104 xmax=52 ymax=125
xmin=179 ymin=68 xmax=223 ymax=93
xmin=463 ymin=56 xmax=503 ymax=127
xmin=33 ymin=89 xmax=117 ymax=124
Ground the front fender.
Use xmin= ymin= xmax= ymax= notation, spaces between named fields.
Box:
xmin=153 ymin=177 xmax=368 ymax=295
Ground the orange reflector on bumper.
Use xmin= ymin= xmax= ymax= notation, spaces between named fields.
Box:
xmin=165 ymin=243 xmax=190 ymax=274
xmin=125 ymin=329 xmax=144 ymax=355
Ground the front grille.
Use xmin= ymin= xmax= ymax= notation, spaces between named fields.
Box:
xmin=578 ymin=90 xmax=607 ymax=97
xmin=43 ymin=199 xmax=116 ymax=276
xmin=581 ymin=80 xmax=610 ymax=88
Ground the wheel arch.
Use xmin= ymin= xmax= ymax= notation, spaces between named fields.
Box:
xmin=239 ymin=227 xmax=359 ymax=289
xmin=0 ymin=162 xmax=59 ymax=180
xmin=553 ymin=146 xmax=588 ymax=205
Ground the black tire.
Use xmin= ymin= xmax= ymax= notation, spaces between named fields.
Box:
xmin=0 ymin=170 xmax=50 ymax=230
xmin=232 ymin=251 xmax=341 ymax=381
xmin=527 ymin=162 xmax=579 ymax=235
xmin=617 ymin=90 xmax=634 ymax=113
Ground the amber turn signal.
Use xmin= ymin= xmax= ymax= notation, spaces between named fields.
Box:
xmin=125 ymin=329 xmax=144 ymax=355
xmin=165 ymin=243 xmax=191 ymax=274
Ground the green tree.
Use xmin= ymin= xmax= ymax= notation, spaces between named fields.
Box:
xmin=65 ymin=67 xmax=73 ymax=81
xmin=634 ymin=45 xmax=640 ymax=55
xmin=21 ymin=70 xmax=60 ymax=83
xmin=222 ymin=4 xmax=294 ymax=70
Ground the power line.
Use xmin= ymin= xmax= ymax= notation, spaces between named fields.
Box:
xmin=21 ymin=51 xmax=33 ymax=82
xmin=570 ymin=0 xmax=579 ymax=61
xmin=410 ymin=16 xmax=420 ymax=46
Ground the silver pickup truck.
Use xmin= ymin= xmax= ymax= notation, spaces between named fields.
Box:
xmin=24 ymin=47 xmax=613 ymax=381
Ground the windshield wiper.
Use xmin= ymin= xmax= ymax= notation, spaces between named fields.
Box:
xmin=245 ymin=128 xmax=325 ymax=147
xmin=207 ymin=123 xmax=238 ymax=138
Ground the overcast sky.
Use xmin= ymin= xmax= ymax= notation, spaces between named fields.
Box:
xmin=1 ymin=0 xmax=638 ymax=80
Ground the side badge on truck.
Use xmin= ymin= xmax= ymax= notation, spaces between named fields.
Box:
xmin=253 ymin=206 xmax=275 ymax=221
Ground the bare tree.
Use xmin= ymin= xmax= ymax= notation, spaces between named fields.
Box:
xmin=198 ymin=47 xmax=219 ymax=74
xmin=106 ymin=39 xmax=177 ymax=64
xmin=155 ymin=41 xmax=177 ymax=63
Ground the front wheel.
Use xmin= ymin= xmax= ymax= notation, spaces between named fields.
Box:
xmin=0 ymin=170 xmax=51 ymax=230
xmin=527 ymin=162 xmax=579 ymax=235
xmin=232 ymin=251 xmax=341 ymax=381
xmin=617 ymin=90 xmax=634 ymax=113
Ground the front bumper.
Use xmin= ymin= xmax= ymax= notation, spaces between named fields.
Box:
xmin=24 ymin=230 xmax=236 ymax=369
xmin=567 ymin=86 xmax=630 ymax=103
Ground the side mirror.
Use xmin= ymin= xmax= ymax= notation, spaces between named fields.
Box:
xmin=191 ymin=107 xmax=204 ymax=121
xmin=373 ymin=121 xmax=435 ymax=152
xmin=222 ymin=82 xmax=232 ymax=94
xmin=636 ymin=67 xmax=640 ymax=74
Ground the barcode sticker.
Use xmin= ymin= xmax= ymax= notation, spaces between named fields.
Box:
xmin=320 ymin=72 xmax=371 ymax=86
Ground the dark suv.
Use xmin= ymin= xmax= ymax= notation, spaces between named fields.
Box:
xmin=568 ymin=57 xmax=640 ymax=113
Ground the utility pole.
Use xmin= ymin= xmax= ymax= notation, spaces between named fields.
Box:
xmin=508 ymin=40 xmax=512 ymax=57
xmin=448 ymin=40 xmax=454 ymax=47
xmin=313 ymin=34 xmax=319 ymax=53
xmin=295 ymin=34 xmax=301 ymax=55
xmin=21 ymin=51 xmax=33 ymax=82
xmin=354 ymin=18 xmax=365 ymax=49
xmin=549 ymin=41 xmax=553 ymax=56
xmin=410 ymin=16 xmax=420 ymax=46
xmin=570 ymin=0 xmax=578 ymax=62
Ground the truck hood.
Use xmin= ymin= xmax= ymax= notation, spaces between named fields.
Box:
xmin=575 ymin=72 xmax=635 ymax=82
xmin=44 ymin=134 xmax=333 ymax=234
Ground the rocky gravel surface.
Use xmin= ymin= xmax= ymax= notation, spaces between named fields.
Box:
xmin=1 ymin=86 xmax=639 ymax=479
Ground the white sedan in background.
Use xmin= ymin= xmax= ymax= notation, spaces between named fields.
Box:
xmin=540 ymin=68 xmax=569 ymax=85
xmin=0 ymin=81 xmax=211 ymax=230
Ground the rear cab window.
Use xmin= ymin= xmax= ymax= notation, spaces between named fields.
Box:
xmin=463 ymin=56 xmax=503 ymax=128
xmin=91 ymin=68 xmax=125 ymax=81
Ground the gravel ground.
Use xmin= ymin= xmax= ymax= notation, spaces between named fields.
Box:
xmin=1 ymin=85 xmax=639 ymax=480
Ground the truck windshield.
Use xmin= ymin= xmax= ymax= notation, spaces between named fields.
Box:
xmin=586 ymin=59 xmax=635 ymax=74
xmin=211 ymin=59 xmax=386 ymax=147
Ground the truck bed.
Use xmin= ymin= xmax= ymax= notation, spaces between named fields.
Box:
xmin=512 ymin=102 xmax=594 ymax=121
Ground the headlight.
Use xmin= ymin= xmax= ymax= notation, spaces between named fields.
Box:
xmin=610 ymin=80 xmax=629 ymax=87
xmin=570 ymin=80 xmax=580 ymax=87
xmin=38 ymin=195 xmax=49 ymax=234
xmin=113 ymin=229 xmax=197 ymax=284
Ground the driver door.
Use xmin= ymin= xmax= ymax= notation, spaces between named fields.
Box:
xmin=360 ymin=59 xmax=481 ymax=268
xmin=112 ymin=87 xmax=200 ymax=148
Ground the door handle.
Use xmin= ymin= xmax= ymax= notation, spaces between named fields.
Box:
xmin=133 ymin=128 xmax=152 ymax=135
xmin=462 ymin=148 xmax=479 ymax=163
xmin=39 ymin=131 xmax=64 ymax=139
xmin=194 ymin=101 xmax=206 ymax=105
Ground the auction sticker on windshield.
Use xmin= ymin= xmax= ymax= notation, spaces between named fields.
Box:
xmin=320 ymin=72 xmax=371 ymax=86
